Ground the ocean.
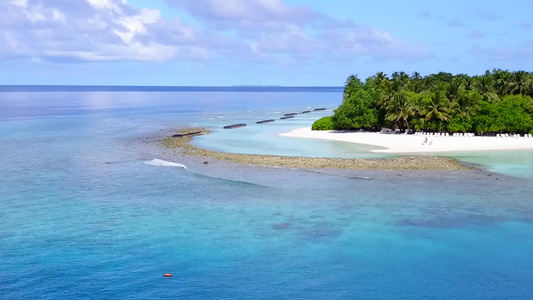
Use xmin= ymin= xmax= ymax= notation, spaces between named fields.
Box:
xmin=1 ymin=87 xmax=532 ymax=299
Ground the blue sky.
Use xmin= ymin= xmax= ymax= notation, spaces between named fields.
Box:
xmin=1 ymin=0 xmax=532 ymax=86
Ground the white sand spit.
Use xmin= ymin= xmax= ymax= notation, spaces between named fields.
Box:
xmin=280 ymin=127 xmax=533 ymax=153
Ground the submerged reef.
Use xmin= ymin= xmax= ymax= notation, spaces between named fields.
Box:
xmin=162 ymin=128 xmax=470 ymax=171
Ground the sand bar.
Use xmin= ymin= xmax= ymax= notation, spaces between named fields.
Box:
xmin=161 ymin=128 xmax=469 ymax=170
xmin=281 ymin=127 xmax=533 ymax=153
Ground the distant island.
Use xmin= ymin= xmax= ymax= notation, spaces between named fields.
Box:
xmin=312 ymin=70 xmax=533 ymax=135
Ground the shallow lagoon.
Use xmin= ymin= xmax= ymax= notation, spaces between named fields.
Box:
xmin=1 ymin=88 xmax=532 ymax=299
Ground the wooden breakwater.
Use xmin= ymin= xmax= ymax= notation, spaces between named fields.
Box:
xmin=221 ymin=107 xmax=328 ymax=129
xmin=172 ymin=131 xmax=204 ymax=138
xmin=223 ymin=123 xmax=247 ymax=129
xmin=256 ymin=119 xmax=275 ymax=124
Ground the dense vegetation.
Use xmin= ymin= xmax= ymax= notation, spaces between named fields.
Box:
xmin=313 ymin=70 xmax=533 ymax=134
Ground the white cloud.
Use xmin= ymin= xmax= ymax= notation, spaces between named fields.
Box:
xmin=249 ymin=25 xmax=321 ymax=55
xmin=86 ymin=0 xmax=125 ymax=14
xmin=0 ymin=0 xmax=433 ymax=64
xmin=166 ymin=0 xmax=432 ymax=62
xmin=11 ymin=0 xmax=27 ymax=8
xmin=166 ymin=0 xmax=321 ymax=27
xmin=115 ymin=8 xmax=161 ymax=44
xmin=3 ymin=32 xmax=20 ymax=50
xmin=0 ymin=0 xmax=207 ymax=62
xmin=325 ymin=27 xmax=431 ymax=60
xmin=472 ymin=43 xmax=533 ymax=61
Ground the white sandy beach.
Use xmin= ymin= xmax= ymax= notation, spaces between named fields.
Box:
xmin=281 ymin=127 xmax=533 ymax=153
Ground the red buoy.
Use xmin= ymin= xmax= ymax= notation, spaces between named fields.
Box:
xmin=163 ymin=274 xmax=173 ymax=277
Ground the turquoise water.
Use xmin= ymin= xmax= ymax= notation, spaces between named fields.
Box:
xmin=1 ymin=88 xmax=533 ymax=299
xmin=449 ymin=151 xmax=533 ymax=180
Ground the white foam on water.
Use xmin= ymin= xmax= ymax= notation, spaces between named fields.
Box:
xmin=144 ymin=159 xmax=187 ymax=169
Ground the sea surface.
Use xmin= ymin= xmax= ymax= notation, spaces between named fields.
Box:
xmin=1 ymin=86 xmax=532 ymax=299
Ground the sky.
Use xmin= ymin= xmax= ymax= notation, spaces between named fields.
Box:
xmin=0 ymin=0 xmax=532 ymax=86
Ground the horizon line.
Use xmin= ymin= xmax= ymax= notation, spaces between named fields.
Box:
xmin=0 ymin=85 xmax=344 ymax=92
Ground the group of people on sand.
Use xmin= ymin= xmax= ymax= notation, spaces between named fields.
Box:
xmin=422 ymin=137 xmax=433 ymax=145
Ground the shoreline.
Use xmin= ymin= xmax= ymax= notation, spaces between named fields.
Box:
xmin=161 ymin=128 xmax=470 ymax=171
xmin=280 ymin=127 xmax=533 ymax=153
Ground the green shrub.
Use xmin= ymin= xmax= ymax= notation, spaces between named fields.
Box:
xmin=447 ymin=116 xmax=472 ymax=133
xmin=312 ymin=116 xmax=335 ymax=130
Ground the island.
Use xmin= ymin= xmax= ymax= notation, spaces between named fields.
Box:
xmin=161 ymin=69 xmax=533 ymax=170
xmin=311 ymin=70 xmax=533 ymax=135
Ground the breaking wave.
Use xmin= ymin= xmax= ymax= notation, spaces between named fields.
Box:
xmin=144 ymin=159 xmax=187 ymax=169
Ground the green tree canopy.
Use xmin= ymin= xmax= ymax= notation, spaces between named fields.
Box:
xmin=313 ymin=70 xmax=533 ymax=135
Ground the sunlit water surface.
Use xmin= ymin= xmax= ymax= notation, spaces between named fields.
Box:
xmin=1 ymin=88 xmax=532 ymax=299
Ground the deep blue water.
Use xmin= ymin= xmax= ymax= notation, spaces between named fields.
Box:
xmin=1 ymin=87 xmax=533 ymax=299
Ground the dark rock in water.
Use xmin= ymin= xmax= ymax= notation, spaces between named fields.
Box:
xmin=301 ymin=111 xmax=311 ymax=114
xmin=172 ymin=131 xmax=203 ymax=137
xmin=304 ymin=227 xmax=342 ymax=240
xmin=396 ymin=214 xmax=502 ymax=228
xmin=256 ymin=119 xmax=275 ymax=124
xmin=284 ymin=113 xmax=298 ymax=116
xmin=314 ymin=108 xmax=326 ymax=111
xmin=203 ymin=161 xmax=209 ymax=164
xmin=280 ymin=116 xmax=295 ymax=120
xmin=272 ymin=222 xmax=291 ymax=230
xmin=223 ymin=123 xmax=247 ymax=129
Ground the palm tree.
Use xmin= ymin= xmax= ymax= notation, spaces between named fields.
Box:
xmin=391 ymin=72 xmax=401 ymax=80
xmin=399 ymin=72 xmax=410 ymax=83
xmin=447 ymin=77 xmax=465 ymax=102
xmin=508 ymin=71 xmax=531 ymax=95
xmin=453 ymin=91 xmax=481 ymax=120
xmin=374 ymin=72 xmax=389 ymax=89
xmin=473 ymin=75 xmax=498 ymax=101
xmin=391 ymin=71 xmax=410 ymax=87
xmin=410 ymin=71 xmax=424 ymax=93
xmin=527 ymin=73 xmax=533 ymax=97
xmin=379 ymin=74 xmax=406 ymax=111
xmin=492 ymin=69 xmax=512 ymax=96
xmin=424 ymin=91 xmax=451 ymax=123
xmin=385 ymin=91 xmax=413 ymax=132
xmin=343 ymin=75 xmax=363 ymax=102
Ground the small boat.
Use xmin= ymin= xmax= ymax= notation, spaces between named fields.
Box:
xmin=163 ymin=274 xmax=173 ymax=277
xmin=280 ymin=116 xmax=295 ymax=120
xmin=284 ymin=113 xmax=298 ymax=116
